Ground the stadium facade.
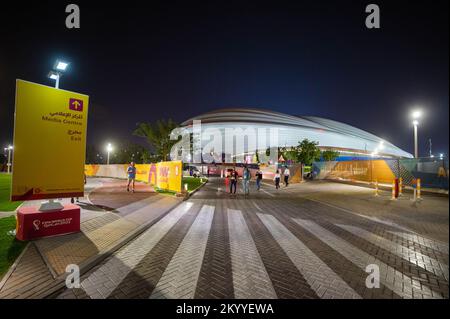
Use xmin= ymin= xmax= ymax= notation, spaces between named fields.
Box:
xmin=177 ymin=108 xmax=413 ymax=162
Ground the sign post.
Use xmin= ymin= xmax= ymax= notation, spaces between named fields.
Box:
xmin=12 ymin=79 xmax=89 ymax=240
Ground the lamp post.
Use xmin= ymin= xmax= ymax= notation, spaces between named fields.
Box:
xmin=106 ymin=143 xmax=113 ymax=165
xmin=48 ymin=60 xmax=69 ymax=89
xmin=411 ymin=110 xmax=421 ymax=158
xmin=4 ymin=145 xmax=13 ymax=173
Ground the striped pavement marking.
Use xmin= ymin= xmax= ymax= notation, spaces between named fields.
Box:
xmin=77 ymin=202 xmax=194 ymax=299
xmin=149 ymin=205 xmax=214 ymax=299
xmin=337 ymin=224 xmax=449 ymax=281
xmin=257 ymin=213 xmax=361 ymax=299
xmin=228 ymin=209 xmax=277 ymax=299
xmin=293 ymin=218 xmax=443 ymax=299
xmin=387 ymin=231 xmax=449 ymax=255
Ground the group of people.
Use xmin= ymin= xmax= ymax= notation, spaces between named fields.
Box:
xmin=273 ymin=167 xmax=290 ymax=189
xmin=225 ymin=166 xmax=290 ymax=195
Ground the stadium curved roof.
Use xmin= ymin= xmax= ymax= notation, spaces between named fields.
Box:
xmin=181 ymin=108 xmax=413 ymax=158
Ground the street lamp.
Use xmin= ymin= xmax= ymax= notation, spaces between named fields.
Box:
xmin=440 ymin=153 xmax=444 ymax=160
xmin=106 ymin=143 xmax=113 ymax=165
xmin=48 ymin=59 xmax=69 ymax=89
xmin=4 ymin=145 xmax=13 ymax=173
xmin=411 ymin=110 xmax=422 ymax=158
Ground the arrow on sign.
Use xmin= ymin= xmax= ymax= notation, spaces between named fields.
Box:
xmin=69 ymin=98 xmax=83 ymax=112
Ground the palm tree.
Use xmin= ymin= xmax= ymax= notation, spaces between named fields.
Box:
xmin=133 ymin=119 xmax=179 ymax=161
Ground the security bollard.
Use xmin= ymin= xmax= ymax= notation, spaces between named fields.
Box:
xmin=398 ymin=178 xmax=403 ymax=196
xmin=417 ymin=178 xmax=421 ymax=200
xmin=374 ymin=180 xmax=379 ymax=196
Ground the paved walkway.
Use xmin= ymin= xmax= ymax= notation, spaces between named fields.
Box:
xmin=0 ymin=178 xmax=181 ymax=298
xmin=57 ymin=178 xmax=448 ymax=299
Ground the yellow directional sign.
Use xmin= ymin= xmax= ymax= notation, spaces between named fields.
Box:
xmin=11 ymin=79 xmax=89 ymax=201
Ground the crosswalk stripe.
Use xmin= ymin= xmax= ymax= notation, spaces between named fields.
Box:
xmin=149 ymin=205 xmax=214 ymax=299
xmin=257 ymin=213 xmax=361 ymax=299
xmin=293 ymin=218 xmax=443 ymax=299
xmin=387 ymin=231 xmax=449 ymax=255
xmin=78 ymin=202 xmax=194 ymax=299
xmin=337 ymin=224 xmax=449 ymax=281
xmin=228 ymin=209 xmax=277 ymax=299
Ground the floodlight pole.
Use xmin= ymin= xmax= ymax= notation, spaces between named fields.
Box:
xmin=7 ymin=148 xmax=11 ymax=173
xmin=55 ymin=74 xmax=60 ymax=89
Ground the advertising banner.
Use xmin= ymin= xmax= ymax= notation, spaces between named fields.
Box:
xmin=84 ymin=161 xmax=182 ymax=193
xmin=11 ymin=79 xmax=89 ymax=201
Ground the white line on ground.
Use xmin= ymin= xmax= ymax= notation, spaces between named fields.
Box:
xmin=257 ymin=213 xmax=361 ymax=299
xmin=337 ymin=224 xmax=449 ymax=281
xmin=228 ymin=209 xmax=277 ymax=299
xmin=150 ymin=204 xmax=214 ymax=299
xmin=293 ymin=218 xmax=443 ymax=299
xmin=74 ymin=202 xmax=194 ymax=299
xmin=387 ymin=231 xmax=449 ymax=254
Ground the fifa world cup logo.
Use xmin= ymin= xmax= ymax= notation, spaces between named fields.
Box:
xmin=32 ymin=220 xmax=41 ymax=231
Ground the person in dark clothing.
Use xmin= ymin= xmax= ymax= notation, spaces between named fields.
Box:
xmin=256 ymin=169 xmax=263 ymax=190
xmin=274 ymin=169 xmax=281 ymax=189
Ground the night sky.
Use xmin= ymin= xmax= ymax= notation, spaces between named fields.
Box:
xmin=1 ymin=0 xmax=448 ymax=157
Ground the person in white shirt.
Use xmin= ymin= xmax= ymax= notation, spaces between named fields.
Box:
xmin=283 ymin=167 xmax=290 ymax=187
xmin=274 ymin=169 xmax=281 ymax=189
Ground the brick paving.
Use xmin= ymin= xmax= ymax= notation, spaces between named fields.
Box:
xmin=3 ymin=178 xmax=449 ymax=299
xmin=0 ymin=178 xmax=181 ymax=299
xmin=51 ymin=179 xmax=449 ymax=298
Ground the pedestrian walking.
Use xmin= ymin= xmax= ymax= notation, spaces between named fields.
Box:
xmin=229 ymin=169 xmax=238 ymax=195
xmin=127 ymin=161 xmax=136 ymax=192
xmin=256 ymin=168 xmax=263 ymax=190
xmin=274 ymin=169 xmax=281 ymax=189
xmin=283 ymin=166 xmax=290 ymax=187
xmin=242 ymin=166 xmax=251 ymax=196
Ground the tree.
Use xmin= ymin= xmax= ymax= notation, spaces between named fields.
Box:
xmin=133 ymin=119 xmax=179 ymax=162
xmin=321 ymin=150 xmax=340 ymax=161
xmin=295 ymin=139 xmax=321 ymax=165
xmin=113 ymin=142 xmax=152 ymax=164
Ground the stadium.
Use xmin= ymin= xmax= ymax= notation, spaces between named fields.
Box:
xmin=179 ymin=108 xmax=413 ymax=161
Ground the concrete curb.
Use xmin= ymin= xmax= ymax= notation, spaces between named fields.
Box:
xmin=183 ymin=180 xmax=208 ymax=201
xmin=0 ymin=242 xmax=30 ymax=291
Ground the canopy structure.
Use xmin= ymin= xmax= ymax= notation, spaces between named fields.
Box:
xmin=180 ymin=108 xmax=413 ymax=159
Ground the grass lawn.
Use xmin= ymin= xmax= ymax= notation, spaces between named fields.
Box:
xmin=182 ymin=176 xmax=207 ymax=192
xmin=0 ymin=216 xmax=27 ymax=279
xmin=154 ymin=177 xmax=207 ymax=196
xmin=0 ymin=173 xmax=22 ymax=211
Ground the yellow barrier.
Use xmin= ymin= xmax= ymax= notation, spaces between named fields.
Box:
xmin=417 ymin=178 xmax=421 ymax=200
xmin=85 ymin=161 xmax=182 ymax=193
xmin=322 ymin=160 xmax=396 ymax=184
